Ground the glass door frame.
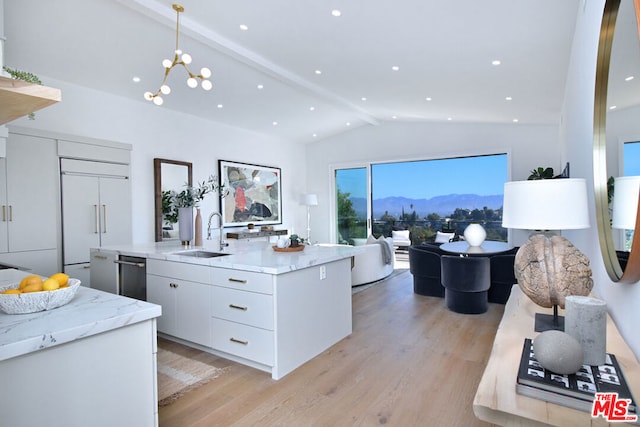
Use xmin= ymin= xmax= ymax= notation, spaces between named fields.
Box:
xmin=330 ymin=163 xmax=371 ymax=244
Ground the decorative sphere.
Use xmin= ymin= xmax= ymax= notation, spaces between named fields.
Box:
xmin=464 ymin=223 xmax=486 ymax=246
xmin=533 ymin=330 xmax=584 ymax=374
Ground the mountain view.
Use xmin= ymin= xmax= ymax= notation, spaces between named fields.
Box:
xmin=350 ymin=194 xmax=504 ymax=219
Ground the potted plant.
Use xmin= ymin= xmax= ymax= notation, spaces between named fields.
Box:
xmin=289 ymin=234 xmax=306 ymax=247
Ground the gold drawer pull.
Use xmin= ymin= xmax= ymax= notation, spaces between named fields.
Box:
xmin=229 ymin=304 xmax=248 ymax=311
xmin=228 ymin=278 xmax=247 ymax=284
xmin=230 ymin=337 xmax=248 ymax=345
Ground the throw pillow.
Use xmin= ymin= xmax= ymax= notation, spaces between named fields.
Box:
xmin=435 ymin=231 xmax=455 ymax=243
xmin=391 ymin=230 xmax=410 ymax=240
xmin=366 ymin=235 xmax=377 ymax=244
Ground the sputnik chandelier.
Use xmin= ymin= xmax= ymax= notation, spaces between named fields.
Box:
xmin=144 ymin=4 xmax=212 ymax=106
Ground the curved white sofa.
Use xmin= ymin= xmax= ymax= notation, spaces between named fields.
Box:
xmin=318 ymin=237 xmax=395 ymax=286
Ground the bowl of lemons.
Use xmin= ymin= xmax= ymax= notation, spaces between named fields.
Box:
xmin=0 ymin=273 xmax=81 ymax=314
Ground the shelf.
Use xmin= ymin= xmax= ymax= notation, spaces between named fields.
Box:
xmin=0 ymin=76 xmax=61 ymax=125
xmin=226 ymin=230 xmax=288 ymax=240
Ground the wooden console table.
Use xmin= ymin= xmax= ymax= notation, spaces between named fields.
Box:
xmin=474 ymin=285 xmax=640 ymax=426
xmin=226 ymin=229 xmax=287 ymax=240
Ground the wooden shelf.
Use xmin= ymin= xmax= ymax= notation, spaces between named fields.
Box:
xmin=0 ymin=76 xmax=61 ymax=125
xmin=226 ymin=229 xmax=288 ymax=240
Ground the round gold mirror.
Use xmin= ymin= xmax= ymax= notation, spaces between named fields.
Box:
xmin=593 ymin=0 xmax=640 ymax=283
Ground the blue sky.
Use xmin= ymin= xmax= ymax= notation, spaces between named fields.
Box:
xmin=624 ymin=141 xmax=640 ymax=175
xmin=337 ymin=154 xmax=508 ymax=200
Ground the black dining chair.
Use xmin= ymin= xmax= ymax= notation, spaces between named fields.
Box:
xmin=409 ymin=245 xmax=445 ymax=297
xmin=489 ymin=252 xmax=518 ymax=304
xmin=441 ymin=255 xmax=490 ymax=314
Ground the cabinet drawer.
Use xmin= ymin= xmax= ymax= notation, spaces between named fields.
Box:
xmin=147 ymin=259 xmax=211 ymax=283
xmin=211 ymin=268 xmax=273 ymax=294
xmin=212 ymin=286 xmax=273 ymax=329
xmin=212 ymin=318 xmax=274 ymax=366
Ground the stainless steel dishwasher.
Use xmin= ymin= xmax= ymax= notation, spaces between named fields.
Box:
xmin=115 ymin=256 xmax=146 ymax=301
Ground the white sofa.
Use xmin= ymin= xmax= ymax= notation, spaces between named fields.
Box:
xmin=319 ymin=237 xmax=395 ymax=286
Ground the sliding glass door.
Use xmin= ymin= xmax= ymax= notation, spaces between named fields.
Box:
xmin=335 ymin=167 xmax=369 ymax=244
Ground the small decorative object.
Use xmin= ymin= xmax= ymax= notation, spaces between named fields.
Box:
xmin=533 ymin=330 xmax=584 ymax=375
xmin=178 ymin=207 xmax=193 ymax=245
xmin=0 ymin=279 xmax=81 ymax=314
xmin=289 ymin=234 xmax=304 ymax=247
xmin=247 ymin=223 xmax=255 ymax=230
xmin=194 ymin=207 xmax=202 ymax=246
xmin=276 ymin=237 xmax=289 ymax=248
xmin=2 ymin=66 xmax=42 ymax=120
xmin=463 ymin=223 xmax=486 ymax=246
xmin=272 ymin=245 xmax=305 ymax=252
xmin=565 ymin=296 xmax=607 ymax=366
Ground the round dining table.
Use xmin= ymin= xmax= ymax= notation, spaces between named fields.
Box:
xmin=440 ymin=240 xmax=511 ymax=255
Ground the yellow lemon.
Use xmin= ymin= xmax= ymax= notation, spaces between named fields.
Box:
xmin=19 ymin=275 xmax=43 ymax=290
xmin=49 ymin=273 xmax=69 ymax=287
xmin=22 ymin=282 xmax=44 ymax=293
xmin=43 ymin=278 xmax=60 ymax=291
xmin=2 ymin=289 xmax=21 ymax=294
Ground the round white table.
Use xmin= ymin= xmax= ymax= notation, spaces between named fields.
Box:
xmin=440 ymin=240 xmax=511 ymax=255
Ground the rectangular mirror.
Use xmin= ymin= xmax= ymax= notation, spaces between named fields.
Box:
xmin=154 ymin=158 xmax=192 ymax=242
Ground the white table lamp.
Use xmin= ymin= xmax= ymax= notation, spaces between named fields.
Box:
xmin=502 ymin=178 xmax=593 ymax=331
xmin=301 ymin=193 xmax=318 ymax=243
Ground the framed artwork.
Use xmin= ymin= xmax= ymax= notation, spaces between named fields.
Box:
xmin=218 ymin=160 xmax=282 ymax=227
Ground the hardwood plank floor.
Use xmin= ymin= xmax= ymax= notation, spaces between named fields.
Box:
xmin=159 ymin=269 xmax=504 ymax=426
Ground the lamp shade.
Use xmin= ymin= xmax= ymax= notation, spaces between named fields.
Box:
xmin=502 ymin=178 xmax=590 ymax=230
xmin=612 ymin=176 xmax=640 ymax=229
xmin=301 ymin=193 xmax=318 ymax=206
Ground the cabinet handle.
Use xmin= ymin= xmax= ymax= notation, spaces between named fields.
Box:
xmin=102 ymin=204 xmax=107 ymax=233
xmin=228 ymin=278 xmax=247 ymax=284
xmin=229 ymin=337 xmax=248 ymax=345
xmin=1 ymin=205 xmax=5 ymax=222
xmin=169 ymin=282 xmax=179 ymax=288
xmin=94 ymin=254 xmax=108 ymax=260
xmin=94 ymin=205 xmax=99 ymax=233
xmin=229 ymin=304 xmax=248 ymax=311
xmin=8 ymin=205 xmax=12 ymax=222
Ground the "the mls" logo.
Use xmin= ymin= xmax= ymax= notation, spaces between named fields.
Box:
xmin=591 ymin=392 xmax=638 ymax=422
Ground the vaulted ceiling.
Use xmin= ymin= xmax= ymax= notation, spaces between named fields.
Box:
xmin=4 ymin=0 xmax=583 ymax=143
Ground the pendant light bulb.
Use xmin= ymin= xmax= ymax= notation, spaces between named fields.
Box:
xmin=153 ymin=96 xmax=164 ymax=106
xmin=143 ymin=91 xmax=154 ymax=101
xmin=202 ymin=80 xmax=213 ymax=91
xmin=200 ymin=67 xmax=212 ymax=79
xmin=187 ymin=77 xmax=198 ymax=88
xmin=181 ymin=53 xmax=192 ymax=64
xmin=162 ymin=59 xmax=173 ymax=69
xmin=160 ymin=85 xmax=171 ymax=95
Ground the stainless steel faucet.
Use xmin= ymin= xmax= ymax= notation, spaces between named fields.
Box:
xmin=207 ymin=212 xmax=228 ymax=251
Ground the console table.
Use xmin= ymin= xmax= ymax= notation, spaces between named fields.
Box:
xmin=473 ymin=285 xmax=640 ymax=426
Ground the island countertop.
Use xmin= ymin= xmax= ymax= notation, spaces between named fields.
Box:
xmin=94 ymin=241 xmax=363 ymax=275
xmin=0 ymin=269 xmax=161 ymax=362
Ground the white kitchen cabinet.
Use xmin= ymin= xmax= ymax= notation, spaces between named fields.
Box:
xmin=146 ymin=260 xmax=212 ymax=347
xmin=0 ymin=133 xmax=58 ymax=275
xmin=60 ymin=159 xmax=131 ymax=285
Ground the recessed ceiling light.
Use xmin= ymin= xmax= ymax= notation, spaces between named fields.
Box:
xmin=331 ymin=9 xmax=342 ymax=17
xmin=272 ymin=121 xmax=278 ymax=126
xmin=609 ymin=105 xmax=617 ymax=110
xmin=625 ymin=76 xmax=635 ymax=81
xmin=447 ymin=117 xmax=453 ymax=121
xmin=391 ymin=66 xmax=400 ymax=71
xmin=392 ymin=115 xmax=397 ymax=119
xmin=425 ymin=97 xmax=432 ymax=101
xmin=315 ymin=70 xmax=322 ymax=75
xmin=361 ymin=97 xmax=367 ymax=101
xmin=513 ymin=118 xmax=519 ymax=123
xmin=312 ymin=133 xmax=318 ymax=138
xmin=257 ymin=84 xmax=264 ymax=89
xmin=309 ymin=106 xmax=315 ymax=111
xmin=217 ymin=104 xmax=223 ymax=109
xmin=346 ymin=122 xmax=351 ymax=126
xmin=239 ymin=24 xmax=248 ymax=31
xmin=492 ymin=60 xmax=501 ymax=66
xmin=505 ymin=96 xmax=513 ymax=101
xmin=132 ymin=76 xmax=141 ymax=83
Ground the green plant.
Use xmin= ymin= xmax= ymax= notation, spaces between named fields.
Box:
xmin=2 ymin=66 xmax=42 ymax=120
xmin=527 ymin=167 xmax=555 ymax=180
xmin=165 ymin=175 xmax=227 ymax=222
xmin=289 ymin=234 xmax=305 ymax=247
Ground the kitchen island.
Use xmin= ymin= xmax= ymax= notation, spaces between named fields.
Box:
xmin=91 ymin=241 xmax=361 ymax=380
xmin=0 ymin=268 xmax=162 ymax=427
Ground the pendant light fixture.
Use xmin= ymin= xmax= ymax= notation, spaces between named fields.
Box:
xmin=144 ymin=4 xmax=212 ymax=106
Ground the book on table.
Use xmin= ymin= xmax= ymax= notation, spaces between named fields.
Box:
xmin=516 ymin=338 xmax=637 ymax=414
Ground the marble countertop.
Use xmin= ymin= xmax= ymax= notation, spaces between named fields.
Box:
xmin=0 ymin=269 xmax=161 ymax=362
xmin=95 ymin=241 xmax=363 ymax=275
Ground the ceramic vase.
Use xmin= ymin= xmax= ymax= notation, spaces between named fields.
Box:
xmin=464 ymin=223 xmax=486 ymax=246
xmin=194 ymin=208 xmax=202 ymax=247
xmin=178 ymin=207 xmax=193 ymax=245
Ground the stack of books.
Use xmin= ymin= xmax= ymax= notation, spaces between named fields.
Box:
xmin=516 ymin=338 xmax=637 ymax=416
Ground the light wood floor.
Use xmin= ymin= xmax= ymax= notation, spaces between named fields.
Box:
xmin=159 ymin=269 xmax=504 ymax=427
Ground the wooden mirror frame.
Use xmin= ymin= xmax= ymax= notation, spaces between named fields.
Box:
xmin=154 ymin=158 xmax=193 ymax=242
xmin=593 ymin=0 xmax=640 ymax=283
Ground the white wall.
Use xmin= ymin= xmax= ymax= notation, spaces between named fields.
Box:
xmin=305 ymin=120 xmax=561 ymax=244
xmin=561 ymin=0 xmax=640 ymax=360
xmin=8 ymin=77 xmax=308 ymax=244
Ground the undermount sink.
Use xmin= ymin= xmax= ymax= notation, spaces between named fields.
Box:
xmin=174 ymin=250 xmax=230 ymax=258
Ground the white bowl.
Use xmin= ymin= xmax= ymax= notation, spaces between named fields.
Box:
xmin=0 ymin=278 xmax=81 ymax=314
